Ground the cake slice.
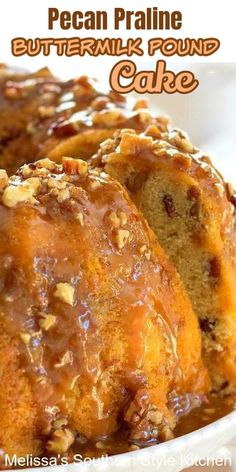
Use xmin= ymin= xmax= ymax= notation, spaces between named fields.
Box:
xmin=92 ymin=126 xmax=236 ymax=395
xmin=0 ymin=157 xmax=208 ymax=459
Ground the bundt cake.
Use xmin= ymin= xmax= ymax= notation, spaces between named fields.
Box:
xmin=0 ymin=157 xmax=209 ymax=461
xmin=92 ymin=126 xmax=236 ymax=395
xmin=0 ymin=65 xmax=168 ymax=175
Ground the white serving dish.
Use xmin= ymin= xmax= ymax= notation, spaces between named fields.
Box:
xmin=12 ymin=410 xmax=236 ymax=472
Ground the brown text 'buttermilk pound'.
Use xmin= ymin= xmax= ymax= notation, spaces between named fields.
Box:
xmin=92 ymin=126 xmax=236 ymax=396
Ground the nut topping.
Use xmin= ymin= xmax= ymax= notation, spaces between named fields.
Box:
xmin=38 ymin=105 xmax=56 ymax=119
xmin=54 ymin=283 xmax=75 ymax=306
xmin=57 ymin=188 xmax=70 ymax=203
xmin=119 ymin=132 xmax=153 ymax=155
xmin=46 ymin=428 xmax=75 ymax=454
xmin=62 ymin=157 xmax=78 ymax=175
xmin=89 ymin=180 xmax=102 ymax=191
xmin=114 ymin=229 xmax=130 ymax=249
xmin=169 ymin=131 xmax=195 ymax=154
xmin=47 ymin=177 xmax=67 ymax=190
xmin=136 ymin=109 xmax=153 ymax=124
xmin=163 ymin=194 xmax=177 ymax=218
xmin=4 ymin=84 xmax=22 ymax=99
xmin=226 ymin=182 xmax=234 ymax=199
xmin=139 ymin=245 xmax=151 ymax=260
xmin=26 ymin=123 xmax=36 ymax=135
xmin=20 ymin=332 xmax=31 ymax=345
xmin=76 ymin=212 xmax=84 ymax=225
xmin=37 ymin=158 xmax=56 ymax=171
xmin=92 ymin=108 xmax=124 ymax=126
xmin=53 ymin=417 xmax=68 ymax=429
xmin=55 ymin=351 xmax=74 ymax=368
xmin=107 ymin=211 xmax=121 ymax=228
xmin=144 ymin=124 xmax=162 ymax=139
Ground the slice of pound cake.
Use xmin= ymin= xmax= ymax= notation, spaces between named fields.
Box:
xmin=0 ymin=65 xmax=168 ymax=175
xmin=92 ymin=126 xmax=236 ymax=395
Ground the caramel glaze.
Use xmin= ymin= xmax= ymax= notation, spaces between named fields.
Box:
xmin=66 ymin=394 xmax=235 ymax=461
xmin=92 ymin=126 xmax=236 ymax=394
xmin=93 ymin=127 xmax=236 ymax=239
xmin=0 ymin=158 xmax=208 ymax=460
xmin=0 ymin=65 xmax=168 ymax=175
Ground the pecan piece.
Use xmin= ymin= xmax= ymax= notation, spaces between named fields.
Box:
xmin=163 ymin=194 xmax=177 ymax=217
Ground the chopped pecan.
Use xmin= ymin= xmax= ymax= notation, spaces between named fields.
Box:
xmin=200 ymin=317 xmax=216 ymax=333
xmin=39 ymin=313 xmax=56 ymax=331
xmin=209 ymin=257 xmax=221 ymax=278
xmin=54 ymin=282 xmax=75 ymax=306
xmin=57 ymin=188 xmax=70 ymax=203
xmin=0 ymin=170 xmax=8 ymax=190
xmin=20 ymin=332 xmax=31 ymax=345
xmin=119 ymin=132 xmax=153 ymax=155
xmin=91 ymin=96 xmax=110 ymax=111
xmin=107 ymin=211 xmax=121 ymax=228
xmin=38 ymin=105 xmax=56 ymax=119
xmin=230 ymin=195 xmax=236 ymax=209
xmin=2 ymin=181 xmax=39 ymax=208
xmin=92 ymin=108 xmax=124 ymax=126
xmin=172 ymin=153 xmax=192 ymax=170
xmin=55 ymin=351 xmax=73 ymax=368
xmin=187 ymin=186 xmax=201 ymax=200
xmin=75 ymin=212 xmax=84 ymax=225
xmin=62 ymin=157 xmax=78 ymax=175
xmin=144 ymin=124 xmax=162 ymax=139
xmin=124 ymin=389 xmax=169 ymax=444
xmin=119 ymin=211 xmax=128 ymax=226
xmin=53 ymin=418 xmax=68 ymax=430
xmin=163 ymin=194 xmax=177 ymax=217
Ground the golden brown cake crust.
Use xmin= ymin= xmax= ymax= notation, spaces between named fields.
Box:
xmin=0 ymin=157 xmax=208 ymax=458
xmin=92 ymin=126 xmax=236 ymax=394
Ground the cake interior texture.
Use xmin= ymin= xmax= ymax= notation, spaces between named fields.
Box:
xmin=0 ymin=157 xmax=209 ymax=460
xmin=93 ymin=127 xmax=236 ymax=395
